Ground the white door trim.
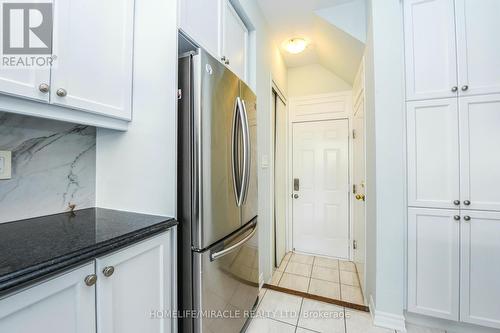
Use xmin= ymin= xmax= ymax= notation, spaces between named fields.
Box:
xmin=288 ymin=91 xmax=354 ymax=260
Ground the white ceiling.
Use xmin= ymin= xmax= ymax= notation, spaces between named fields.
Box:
xmin=256 ymin=0 xmax=365 ymax=84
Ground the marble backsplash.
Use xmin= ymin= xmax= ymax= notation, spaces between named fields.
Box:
xmin=0 ymin=113 xmax=96 ymax=223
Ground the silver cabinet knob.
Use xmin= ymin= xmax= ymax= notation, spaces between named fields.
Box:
xmin=461 ymin=85 xmax=469 ymax=91
xmin=454 ymin=215 xmax=461 ymax=221
xmin=225 ymin=59 xmax=230 ymax=65
xmin=39 ymin=83 xmax=49 ymax=93
xmin=293 ymin=194 xmax=299 ymax=199
xmin=103 ymin=266 xmax=115 ymax=277
xmin=84 ymin=274 xmax=97 ymax=286
xmin=451 ymin=86 xmax=458 ymax=92
xmin=221 ymin=56 xmax=227 ymax=62
xmin=464 ymin=200 xmax=471 ymax=206
xmin=464 ymin=215 xmax=471 ymax=221
xmin=453 ymin=200 xmax=460 ymax=206
xmin=56 ymin=88 xmax=67 ymax=97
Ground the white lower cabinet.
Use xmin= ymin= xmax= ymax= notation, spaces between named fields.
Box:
xmin=0 ymin=263 xmax=96 ymax=333
xmin=460 ymin=210 xmax=500 ymax=329
xmin=407 ymin=208 xmax=460 ymax=320
xmin=96 ymin=232 xmax=174 ymax=333
xmin=0 ymin=230 xmax=175 ymax=333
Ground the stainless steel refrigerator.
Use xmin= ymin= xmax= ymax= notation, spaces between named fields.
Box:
xmin=178 ymin=47 xmax=259 ymax=333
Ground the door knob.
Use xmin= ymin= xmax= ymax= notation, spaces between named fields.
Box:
xmin=461 ymin=85 xmax=469 ymax=91
xmin=38 ymin=83 xmax=49 ymax=93
xmin=293 ymin=194 xmax=299 ymax=199
xmin=84 ymin=274 xmax=97 ymax=286
xmin=453 ymin=200 xmax=460 ymax=206
xmin=463 ymin=200 xmax=471 ymax=206
xmin=464 ymin=215 xmax=471 ymax=221
xmin=454 ymin=215 xmax=461 ymax=221
xmin=451 ymin=86 xmax=458 ymax=92
xmin=355 ymin=194 xmax=365 ymax=201
xmin=56 ymin=88 xmax=67 ymax=97
xmin=103 ymin=266 xmax=115 ymax=277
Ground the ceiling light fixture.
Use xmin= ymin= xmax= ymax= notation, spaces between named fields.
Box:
xmin=284 ymin=38 xmax=308 ymax=54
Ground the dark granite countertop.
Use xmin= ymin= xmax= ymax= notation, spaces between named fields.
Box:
xmin=0 ymin=208 xmax=177 ymax=296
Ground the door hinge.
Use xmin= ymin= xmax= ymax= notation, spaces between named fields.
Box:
xmin=353 ymin=184 xmax=357 ymax=194
xmin=353 ymin=240 xmax=358 ymax=250
xmin=352 ymin=129 xmax=356 ymax=139
xmin=177 ymin=89 xmax=182 ymax=100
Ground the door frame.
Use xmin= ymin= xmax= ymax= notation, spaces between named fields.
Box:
xmin=288 ymin=91 xmax=354 ymax=260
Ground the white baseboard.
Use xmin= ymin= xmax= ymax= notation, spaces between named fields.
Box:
xmin=405 ymin=312 xmax=500 ymax=333
xmin=369 ymin=295 xmax=407 ymax=332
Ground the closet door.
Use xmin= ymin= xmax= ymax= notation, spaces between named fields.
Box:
xmin=460 ymin=210 xmax=500 ymax=329
xmin=456 ymin=0 xmax=500 ymax=97
xmin=403 ymin=0 xmax=458 ymax=101
xmin=459 ymin=94 xmax=500 ymax=211
xmin=407 ymin=99 xmax=460 ymax=209
xmin=407 ymin=208 xmax=460 ymax=320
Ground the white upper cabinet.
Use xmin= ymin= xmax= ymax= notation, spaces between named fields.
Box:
xmin=404 ymin=0 xmax=458 ymax=101
xmin=96 ymin=232 xmax=174 ymax=333
xmin=179 ymin=0 xmax=221 ymax=58
xmin=460 ymin=210 xmax=500 ymax=329
xmin=222 ymin=0 xmax=248 ymax=81
xmin=51 ymin=0 xmax=134 ymax=120
xmin=459 ymin=94 xmax=500 ymax=211
xmin=455 ymin=0 xmax=500 ymax=97
xmin=0 ymin=263 xmax=96 ymax=333
xmin=0 ymin=68 xmax=51 ymax=103
xmin=407 ymin=208 xmax=460 ymax=321
xmin=407 ymin=98 xmax=460 ymax=209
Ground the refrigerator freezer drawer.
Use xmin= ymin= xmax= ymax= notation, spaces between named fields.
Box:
xmin=192 ymin=220 xmax=259 ymax=333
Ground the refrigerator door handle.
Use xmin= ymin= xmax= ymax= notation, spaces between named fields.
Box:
xmin=210 ymin=222 xmax=257 ymax=261
xmin=240 ymin=99 xmax=251 ymax=204
xmin=231 ymin=97 xmax=243 ymax=206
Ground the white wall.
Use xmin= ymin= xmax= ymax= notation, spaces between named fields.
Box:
xmin=95 ymin=0 xmax=177 ymax=217
xmin=288 ymin=63 xmax=351 ymax=97
xmin=234 ymin=0 xmax=288 ymax=284
xmin=364 ymin=0 xmax=406 ymax=329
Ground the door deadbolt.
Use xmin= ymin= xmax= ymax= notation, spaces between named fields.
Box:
xmin=293 ymin=178 xmax=300 ymax=191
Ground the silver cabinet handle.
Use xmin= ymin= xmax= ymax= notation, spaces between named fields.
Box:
xmin=240 ymin=99 xmax=251 ymax=205
xmin=453 ymin=200 xmax=460 ymax=206
xmin=103 ymin=266 xmax=115 ymax=277
xmin=56 ymin=88 xmax=67 ymax=97
xmin=39 ymin=83 xmax=49 ymax=93
xmin=464 ymin=200 xmax=471 ymax=206
xmin=221 ymin=56 xmax=227 ymax=62
xmin=451 ymin=86 xmax=458 ymax=92
xmin=454 ymin=215 xmax=461 ymax=221
xmin=461 ymin=85 xmax=469 ymax=91
xmin=464 ymin=215 xmax=471 ymax=221
xmin=225 ymin=59 xmax=230 ymax=65
xmin=211 ymin=223 xmax=257 ymax=261
xmin=231 ymin=98 xmax=242 ymax=206
xmin=84 ymin=274 xmax=97 ymax=286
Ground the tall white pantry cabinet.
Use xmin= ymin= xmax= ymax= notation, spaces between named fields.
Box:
xmin=404 ymin=0 xmax=500 ymax=329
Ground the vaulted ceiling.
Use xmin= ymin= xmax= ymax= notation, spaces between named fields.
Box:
xmin=256 ymin=0 xmax=366 ymax=85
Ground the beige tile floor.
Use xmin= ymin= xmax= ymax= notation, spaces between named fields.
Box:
xmin=270 ymin=252 xmax=365 ymax=305
xmin=247 ymin=288 xmax=443 ymax=333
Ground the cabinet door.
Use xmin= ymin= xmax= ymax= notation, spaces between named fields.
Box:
xmin=0 ymin=69 xmax=50 ymax=103
xmin=50 ymin=0 xmax=134 ymax=120
xmin=0 ymin=263 xmax=96 ymax=333
xmin=459 ymin=94 xmax=500 ymax=211
xmin=403 ymin=0 xmax=458 ymax=101
xmin=460 ymin=210 xmax=500 ymax=329
xmin=407 ymin=99 xmax=460 ymax=209
xmin=407 ymin=208 xmax=459 ymax=320
xmin=456 ymin=0 xmax=500 ymax=97
xmin=96 ymin=231 xmax=174 ymax=333
xmin=222 ymin=0 xmax=247 ymax=81
xmin=179 ymin=0 xmax=221 ymax=58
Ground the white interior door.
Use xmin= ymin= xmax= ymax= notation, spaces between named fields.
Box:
xmin=459 ymin=94 xmax=500 ymax=211
xmin=292 ymin=119 xmax=349 ymax=259
xmin=274 ymin=93 xmax=287 ymax=266
xmin=460 ymin=210 xmax=500 ymax=329
xmin=352 ymin=98 xmax=365 ymax=289
xmin=456 ymin=0 xmax=500 ymax=97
